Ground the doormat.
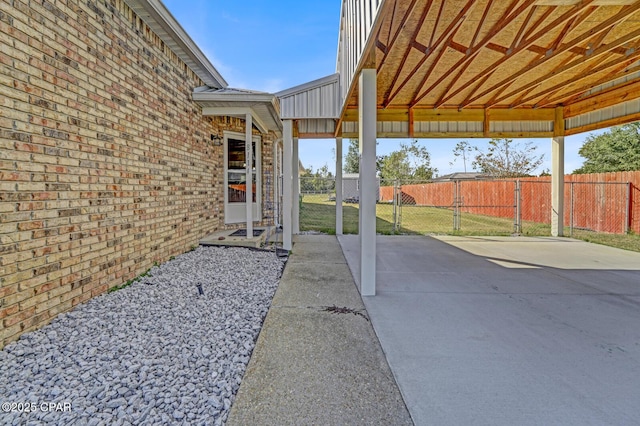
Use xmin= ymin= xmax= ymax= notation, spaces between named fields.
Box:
xmin=229 ymin=228 xmax=264 ymax=237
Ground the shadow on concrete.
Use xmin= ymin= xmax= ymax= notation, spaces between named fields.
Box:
xmin=339 ymin=234 xmax=640 ymax=426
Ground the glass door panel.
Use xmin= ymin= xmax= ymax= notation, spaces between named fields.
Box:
xmin=224 ymin=134 xmax=261 ymax=224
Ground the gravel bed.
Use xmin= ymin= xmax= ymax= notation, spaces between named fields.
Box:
xmin=0 ymin=246 xmax=285 ymax=425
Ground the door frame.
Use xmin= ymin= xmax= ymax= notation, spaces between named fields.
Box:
xmin=223 ymin=131 xmax=261 ymax=224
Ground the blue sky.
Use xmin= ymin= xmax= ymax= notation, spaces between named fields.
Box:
xmin=163 ymin=0 xmax=600 ymax=176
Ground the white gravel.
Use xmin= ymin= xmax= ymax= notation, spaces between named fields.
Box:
xmin=0 ymin=245 xmax=285 ymax=425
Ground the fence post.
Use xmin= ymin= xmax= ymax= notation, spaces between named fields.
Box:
xmin=514 ymin=180 xmax=522 ymax=234
xmin=626 ymin=182 xmax=631 ymax=234
xmin=453 ymin=180 xmax=461 ymax=231
xmin=397 ymin=180 xmax=402 ymax=232
xmin=569 ymin=182 xmax=574 ymax=237
xmin=392 ymin=180 xmax=398 ymax=233
xmin=452 ymin=180 xmax=457 ymax=231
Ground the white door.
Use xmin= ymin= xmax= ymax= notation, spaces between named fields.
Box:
xmin=224 ymin=132 xmax=261 ymax=224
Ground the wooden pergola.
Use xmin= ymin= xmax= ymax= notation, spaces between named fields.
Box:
xmin=279 ymin=0 xmax=640 ymax=295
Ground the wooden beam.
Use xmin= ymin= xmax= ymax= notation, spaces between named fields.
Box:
xmin=566 ymin=111 xmax=640 ymax=136
xmin=548 ymin=58 xmax=640 ymax=106
xmin=378 ymin=0 xmax=419 ymax=68
xmin=386 ymin=0 xmax=470 ymax=107
xmin=487 ymin=26 xmax=640 ymax=107
xmin=514 ymin=49 xmax=640 ymax=108
xmin=554 ymin=106 xmax=565 ymax=137
xmin=298 ymin=132 xmax=337 ymax=139
xmin=408 ymin=108 xmax=414 ymax=138
xmin=389 ymin=0 xmax=474 ymax=106
xmin=489 ymin=108 xmax=556 ymax=121
xmin=487 ymin=131 xmax=554 ymax=138
xmin=434 ymin=34 xmax=497 ymax=107
xmin=380 ymin=0 xmax=435 ymax=107
xmin=471 ymin=0 xmax=496 ymax=49
xmin=564 ymin=78 xmax=640 ymax=118
xmin=484 ymin=109 xmax=490 ymax=136
xmin=414 ymin=0 xmax=540 ymax=106
xmin=457 ymin=1 xmax=598 ymax=106
xmin=510 ymin=5 xmax=539 ymax=51
xmin=341 ymin=129 xmax=556 ymax=139
xmin=343 ymin=107 xmax=557 ymax=122
xmin=450 ymin=3 xmax=590 ymax=106
xmin=464 ymin=1 xmax=640 ymax=107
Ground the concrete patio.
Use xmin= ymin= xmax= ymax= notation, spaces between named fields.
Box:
xmin=339 ymin=235 xmax=640 ymax=425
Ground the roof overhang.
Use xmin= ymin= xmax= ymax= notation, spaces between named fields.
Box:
xmin=193 ymin=88 xmax=283 ymax=135
xmin=125 ymin=0 xmax=227 ymax=88
xmin=335 ymin=0 xmax=640 ymax=139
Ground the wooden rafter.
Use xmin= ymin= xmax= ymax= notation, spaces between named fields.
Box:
xmin=384 ymin=0 xmax=450 ymax=106
xmin=486 ymin=80 xmax=513 ymax=108
xmin=510 ymin=6 xmax=540 ymax=51
xmin=432 ymin=0 xmax=496 ymax=108
xmin=444 ymin=0 xmax=598 ymax=108
xmin=429 ymin=0 xmax=447 ymax=48
xmin=526 ymin=40 xmax=640 ymax=108
xmin=462 ymin=1 xmax=640 ymax=108
xmin=521 ymin=6 xmax=555 ymax=46
xmin=533 ymin=53 xmax=640 ymax=108
xmin=386 ymin=0 xmax=473 ymax=106
xmin=378 ymin=0 xmax=418 ymax=67
xmin=558 ymin=60 xmax=640 ymax=107
xmin=406 ymin=5 xmax=472 ymax=107
xmin=380 ymin=0 xmax=435 ymax=107
xmin=487 ymin=26 xmax=640 ymax=108
xmin=565 ymin=77 xmax=640 ymax=118
xmin=459 ymin=70 xmax=495 ymax=110
xmin=436 ymin=3 xmax=567 ymax=108
xmin=411 ymin=0 xmax=536 ymax=107
xmin=470 ymin=0 xmax=496 ymax=49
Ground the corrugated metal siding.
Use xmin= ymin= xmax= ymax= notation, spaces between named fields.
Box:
xmin=343 ymin=120 xmax=481 ymax=136
xmin=297 ymin=119 xmax=337 ymax=135
xmin=378 ymin=121 xmax=409 ymax=134
xmin=566 ymin=98 xmax=640 ymax=130
xmin=342 ymin=121 xmax=357 ymax=135
xmin=337 ymin=0 xmax=384 ymax=103
xmin=583 ymin=67 xmax=640 ymax=97
xmin=490 ymin=121 xmax=553 ymax=133
xmin=279 ymin=80 xmax=341 ymax=119
xmin=415 ymin=121 xmax=483 ymax=133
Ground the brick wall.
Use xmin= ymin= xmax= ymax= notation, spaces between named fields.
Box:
xmin=0 ymin=0 xmax=275 ymax=347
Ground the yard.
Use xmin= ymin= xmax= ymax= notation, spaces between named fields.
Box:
xmin=300 ymin=193 xmax=640 ymax=253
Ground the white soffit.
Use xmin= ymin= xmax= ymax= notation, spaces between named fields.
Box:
xmin=194 ymin=88 xmax=283 ymax=134
xmin=125 ymin=0 xmax=227 ymax=88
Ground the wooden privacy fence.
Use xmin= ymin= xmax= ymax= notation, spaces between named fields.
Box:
xmin=379 ymin=171 xmax=639 ymax=235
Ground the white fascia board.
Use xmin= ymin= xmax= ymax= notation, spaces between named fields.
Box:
xmin=193 ymin=91 xmax=275 ymax=104
xmin=125 ymin=0 xmax=227 ymax=88
xmin=276 ymin=73 xmax=340 ymax=98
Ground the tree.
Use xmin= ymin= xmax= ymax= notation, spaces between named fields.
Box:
xmin=344 ymin=139 xmax=360 ymax=173
xmin=573 ymin=123 xmax=640 ymax=174
xmin=378 ymin=140 xmax=437 ymax=182
xmin=300 ymin=163 xmax=334 ymax=192
xmin=450 ymin=141 xmax=473 ymax=172
xmin=471 ymin=138 xmax=544 ymax=177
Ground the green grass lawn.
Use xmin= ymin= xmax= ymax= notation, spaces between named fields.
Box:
xmin=299 ymin=193 xmax=640 ymax=253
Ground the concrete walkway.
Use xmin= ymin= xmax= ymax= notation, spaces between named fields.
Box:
xmin=339 ymin=235 xmax=640 ymax=426
xmin=227 ymin=235 xmax=412 ymax=426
